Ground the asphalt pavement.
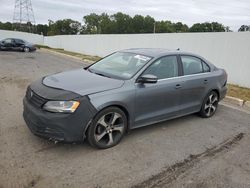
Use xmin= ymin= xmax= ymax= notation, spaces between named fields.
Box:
xmin=0 ymin=50 xmax=249 ymax=188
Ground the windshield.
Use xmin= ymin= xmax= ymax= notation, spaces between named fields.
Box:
xmin=88 ymin=52 xmax=152 ymax=79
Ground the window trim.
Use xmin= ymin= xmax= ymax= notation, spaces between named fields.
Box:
xmin=136 ymin=55 xmax=181 ymax=82
xmin=157 ymin=72 xmax=211 ymax=82
xmin=201 ymin=60 xmax=211 ymax=72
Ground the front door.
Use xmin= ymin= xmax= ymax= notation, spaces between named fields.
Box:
xmin=13 ymin=39 xmax=25 ymax=51
xmin=135 ymin=55 xmax=181 ymax=127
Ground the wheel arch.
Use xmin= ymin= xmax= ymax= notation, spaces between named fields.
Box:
xmin=211 ymin=88 xmax=220 ymax=99
xmin=83 ymin=103 xmax=131 ymax=140
xmin=23 ymin=46 xmax=30 ymax=52
xmin=98 ymin=103 xmax=131 ymax=130
xmin=200 ymin=88 xmax=220 ymax=111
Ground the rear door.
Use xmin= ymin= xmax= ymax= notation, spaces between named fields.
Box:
xmin=135 ymin=55 xmax=182 ymax=127
xmin=178 ymin=55 xmax=211 ymax=114
xmin=2 ymin=39 xmax=13 ymax=50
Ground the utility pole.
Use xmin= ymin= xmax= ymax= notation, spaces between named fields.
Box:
xmin=153 ymin=22 xmax=156 ymax=33
xmin=13 ymin=0 xmax=36 ymax=32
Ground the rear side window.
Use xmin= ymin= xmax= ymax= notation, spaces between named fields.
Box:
xmin=202 ymin=61 xmax=210 ymax=72
xmin=181 ymin=56 xmax=203 ymax=75
xmin=143 ymin=56 xmax=178 ymax=79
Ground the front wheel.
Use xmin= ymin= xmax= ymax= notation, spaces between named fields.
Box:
xmin=199 ymin=91 xmax=219 ymax=118
xmin=23 ymin=47 xmax=30 ymax=52
xmin=87 ymin=107 xmax=127 ymax=149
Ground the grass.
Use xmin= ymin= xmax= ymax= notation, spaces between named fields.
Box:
xmin=227 ymin=84 xmax=250 ymax=101
xmin=36 ymin=44 xmax=101 ymax=62
xmin=52 ymin=49 xmax=101 ymax=62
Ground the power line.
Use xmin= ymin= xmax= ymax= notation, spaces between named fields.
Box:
xmin=12 ymin=0 xmax=36 ymax=32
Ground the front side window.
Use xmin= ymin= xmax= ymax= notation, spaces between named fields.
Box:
xmin=181 ymin=56 xmax=203 ymax=75
xmin=89 ymin=52 xmax=152 ymax=80
xmin=15 ymin=39 xmax=24 ymax=44
xmin=143 ymin=56 xmax=178 ymax=79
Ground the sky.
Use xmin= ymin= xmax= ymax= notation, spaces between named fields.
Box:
xmin=1 ymin=0 xmax=250 ymax=31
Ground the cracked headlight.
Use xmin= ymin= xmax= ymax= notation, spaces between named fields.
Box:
xmin=43 ymin=101 xmax=80 ymax=113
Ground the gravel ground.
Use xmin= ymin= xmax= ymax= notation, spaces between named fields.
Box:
xmin=0 ymin=50 xmax=249 ymax=188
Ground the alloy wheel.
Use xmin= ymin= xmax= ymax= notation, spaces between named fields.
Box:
xmin=94 ymin=112 xmax=125 ymax=146
xmin=204 ymin=93 xmax=218 ymax=117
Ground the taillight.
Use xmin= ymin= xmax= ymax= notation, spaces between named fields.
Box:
xmin=223 ymin=70 xmax=227 ymax=87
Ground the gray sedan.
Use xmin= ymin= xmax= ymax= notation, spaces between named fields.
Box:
xmin=23 ymin=48 xmax=227 ymax=149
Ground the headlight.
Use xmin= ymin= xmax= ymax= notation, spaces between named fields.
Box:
xmin=43 ymin=101 xmax=80 ymax=113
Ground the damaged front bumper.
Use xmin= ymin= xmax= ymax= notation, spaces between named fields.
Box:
xmin=23 ymin=93 xmax=97 ymax=143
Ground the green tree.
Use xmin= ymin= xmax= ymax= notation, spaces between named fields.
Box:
xmin=155 ymin=21 xmax=174 ymax=33
xmin=189 ymin=22 xmax=225 ymax=32
xmin=47 ymin=19 xmax=81 ymax=35
xmin=83 ymin=13 xmax=100 ymax=34
xmin=98 ymin=13 xmax=115 ymax=34
xmin=0 ymin=22 xmax=13 ymax=30
xmin=238 ymin=25 xmax=250 ymax=32
xmin=173 ymin=22 xmax=189 ymax=32
xmin=143 ymin=15 xmax=155 ymax=33
xmin=132 ymin=15 xmax=145 ymax=33
xmin=112 ymin=12 xmax=133 ymax=33
xmin=36 ymin=24 xmax=48 ymax=35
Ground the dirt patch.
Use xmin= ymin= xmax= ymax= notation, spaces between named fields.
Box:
xmin=132 ymin=133 xmax=244 ymax=188
xmin=25 ymin=175 xmax=42 ymax=188
xmin=0 ymin=76 xmax=30 ymax=89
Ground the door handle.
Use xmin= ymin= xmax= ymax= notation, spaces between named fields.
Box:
xmin=175 ymin=84 xmax=182 ymax=89
xmin=204 ymin=79 xmax=208 ymax=84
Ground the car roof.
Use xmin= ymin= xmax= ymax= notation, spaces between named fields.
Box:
xmin=120 ymin=48 xmax=201 ymax=58
xmin=119 ymin=48 xmax=216 ymax=69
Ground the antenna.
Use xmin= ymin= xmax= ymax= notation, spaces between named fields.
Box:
xmin=13 ymin=0 xmax=36 ymax=32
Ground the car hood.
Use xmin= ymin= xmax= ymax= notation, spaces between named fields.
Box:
xmin=25 ymin=42 xmax=35 ymax=47
xmin=43 ymin=69 xmax=124 ymax=96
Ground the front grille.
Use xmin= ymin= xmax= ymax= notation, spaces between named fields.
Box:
xmin=26 ymin=87 xmax=48 ymax=108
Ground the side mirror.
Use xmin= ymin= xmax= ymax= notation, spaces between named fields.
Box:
xmin=137 ymin=74 xmax=158 ymax=84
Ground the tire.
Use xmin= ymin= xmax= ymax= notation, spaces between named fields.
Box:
xmin=199 ymin=91 xmax=219 ymax=118
xmin=23 ymin=47 xmax=30 ymax=52
xmin=87 ymin=107 xmax=127 ymax=149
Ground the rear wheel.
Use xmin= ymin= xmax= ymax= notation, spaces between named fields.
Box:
xmin=199 ymin=91 xmax=219 ymax=118
xmin=87 ymin=107 xmax=127 ymax=149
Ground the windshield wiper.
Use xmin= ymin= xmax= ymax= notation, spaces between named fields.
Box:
xmin=94 ymin=72 xmax=110 ymax=78
xmin=88 ymin=68 xmax=110 ymax=78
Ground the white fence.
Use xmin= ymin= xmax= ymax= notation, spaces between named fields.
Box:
xmin=0 ymin=29 xmax=250 ymax=87
xmin=0 ymin=30 xmax=43 ymax=45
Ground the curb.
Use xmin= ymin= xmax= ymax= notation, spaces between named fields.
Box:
xmin=223 ymin=96 xmax=250 ymax=110
xmin=243 ymin=101 xmax=250 ymax=110
xmin=39 ymin=48 xmax=94 ymax=64
xmin=223 ymin=96 xmax=244 ymax=107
